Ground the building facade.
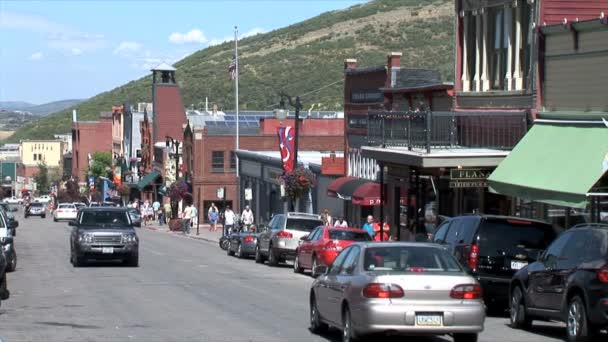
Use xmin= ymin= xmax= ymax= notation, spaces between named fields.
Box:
xmin=71 ymin=113 xmax=112 ymax=182
xmin=20 ymin=140 xmax=65 ymax=167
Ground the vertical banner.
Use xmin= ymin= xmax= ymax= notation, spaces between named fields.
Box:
xmin=113 ymin=166 xmax=122 ymax=186
xmin=277 ymin=126 xmax=295 ymax=172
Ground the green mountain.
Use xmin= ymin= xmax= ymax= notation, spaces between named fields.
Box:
xmin=5 ymin=0 xmax=454 ymax=143
xmin=27 ymin=99 xmax=84 ymax=116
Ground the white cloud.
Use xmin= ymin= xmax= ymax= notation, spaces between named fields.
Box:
xmin=1 ymin=11 xmax=107 ymax=54
xmin=241 ymin=27 xmax=266 ymax=38
xmin=114 ymin=41 xmax=142 ymax=56
xmin=71 ymin=47 xmax=83 ymax=56
xmin=29 ymin=52 xmax=44 ymax=61
xmin=169 ymin=29 xmax=207 ymax=44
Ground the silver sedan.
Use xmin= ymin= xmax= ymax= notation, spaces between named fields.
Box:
xmin=309 ymin=242 xmax=485 ymax=342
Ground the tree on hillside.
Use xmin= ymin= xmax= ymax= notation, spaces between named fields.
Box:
xmin=33 ymin=162 xmax=50 ymax=193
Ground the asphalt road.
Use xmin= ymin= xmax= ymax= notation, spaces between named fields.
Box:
xmin=0 ymin=213 xmax=570 ymax=342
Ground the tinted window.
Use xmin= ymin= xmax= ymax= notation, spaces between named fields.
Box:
xmin=285 ymin=218 xmax=323 ymax=232
xmin=445 ymin=218 xmax=477 ymax=245
xmin=433 ymin=221 xmax=451 ymax=243
xmin=340 ymin=246 xmax=360 ymax=275
xmin=363 ymin=246 xmax=463 ymax=273
xmin=328 ymin=247 xmax=352 ymax=275
xmin=308 ymin=227 xmax=321 ymax=241
xmin=328 ymin=229 xmax=371 ymax=241
xmin=30 ymin=203 xmax=43 ymax=207
xmin=477 ymin=219 xmax=557 ymax=258
xmin=545 ymin=231 xmax=572 ymax=260
xmin=80 ymin=211 xmax=130 ymax=227
xmin=584 ymin=229 xmax=608 ymax=262
xmin=561 ymin=231 xmax=588 ymax=263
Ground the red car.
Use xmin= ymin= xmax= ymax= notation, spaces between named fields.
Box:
xmin=293 ymin=226 xmax=371 ymax=275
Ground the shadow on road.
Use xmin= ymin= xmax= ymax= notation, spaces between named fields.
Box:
xmin=313 ymin=327 xmax=452 ymax=342
xmin=505 ymin=321 xmax=566 ymax=341
xmin=75 ymin=260 xmax=136 ymax=268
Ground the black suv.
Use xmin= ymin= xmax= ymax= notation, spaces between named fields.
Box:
xmin=433 ymin=215 xmax=558 ymax=309
xmin=510 ymin=224 xmax=608 ymax=342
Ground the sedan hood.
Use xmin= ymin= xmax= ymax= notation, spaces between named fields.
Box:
xmin=78 ymin=226 xmax=135 ymax=234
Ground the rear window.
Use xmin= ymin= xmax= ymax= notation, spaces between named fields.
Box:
xmin=58 ymin=204 xmax=74 ymax=209
xmin=329 ymin=229 xmax=371 ymax=241
xmin=477 ymin=219 xmax=558 ymax=258
xmin=31 ymin=203 xmax=43 ymax=207
xmin=285 ymin=218 xmax=322 ymax=232
xmin=363 ymin=246 xmax=463 ymax=273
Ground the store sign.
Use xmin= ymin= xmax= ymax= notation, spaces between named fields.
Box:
xmin=449 ymin=168 xmax=490 ymax=188
xmin=245 ymin=188 xmax=253 ymax=201
xmin=216 ymin=187 xmax=225 ymax=199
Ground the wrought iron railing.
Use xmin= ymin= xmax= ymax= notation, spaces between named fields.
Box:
xmin=367 ymin=110 xmax=528 ymax=153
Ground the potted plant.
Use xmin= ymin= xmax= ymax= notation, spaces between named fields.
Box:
xmin=279 ymin=167 xmax=316 ymax=209
xmin=167 ymin=181 xmax=189 ymax=231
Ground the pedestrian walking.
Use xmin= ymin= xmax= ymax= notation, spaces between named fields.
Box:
xmin=164 ymin=201 xmax=172 ymax=221
xmin=152 ymin=199 xmax=161 ymax=221
xmin=208 ymin=203 xmax=219 ymax=231
xmin=241 ymin=205 xmax=254 ymax=232
xmin=223 ymin=205 xmax=236 ymax=236
xmin=334 ymin=217 xmax=348 ymax=228
xmin=362 ymin=215 xmax=375 ymax=238
xmin=181 ymin=203 xmax=192 ymax=234
xmin=321 ymin=208 xmax=333 ymax=226
xmin=191 ymin=204 xmax=198 ymax=231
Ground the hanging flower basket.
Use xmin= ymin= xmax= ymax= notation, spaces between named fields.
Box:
xmin=279 ymin=167 xmax=316 ymax=200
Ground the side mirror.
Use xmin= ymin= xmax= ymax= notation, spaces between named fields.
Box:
xmin=68 ymin=221 xmax=78 ymax=227
xmin=312 ymin=265 xmax=328 ymax=278
xmin=8 ymin=220 xmax=18 ymax=229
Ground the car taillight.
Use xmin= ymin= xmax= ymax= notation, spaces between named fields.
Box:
xmin=276 ymin=231 xmax=293 ymax=239
xmin=468 ymin=244 xmax=479 ymax=270
xmin=450 ymin=284 xmax=482 ymax=300
xmin=243 ymin=236 xmax=255 ymax=243
xmin=362 ymin=283 xmax=404 ymax=298
xmin=598 ymin=266 xmax=608 ymax=283
xmin=57 ymin=210 xmax=63 ymax=213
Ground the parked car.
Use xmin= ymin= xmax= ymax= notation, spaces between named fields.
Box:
xmin=0 ymin=205 xmax=17 ymax=236
xmin=3 ymin=196 xmax=22 ymax=205
xmin=0 ymin=250 xmax=9 ymax=307
xmin=127 ymin=208 xmax=141 ymax=227
xmin=255 ymin=212 xmax=323 ymax=266
xmin=25 ymin=202 xmax=46 ymax=219
xmin=310 ymin=242 xmax=485 ymax=342
xmin=433 ymin=215 xmax=559 ymax=309
xmin=294 ymin=226 xmax=371 ymax=275
xmin=73 ymin=202 xmax=87 ymax=211
xmin=35 ymin=195 xmax=51 ymax=203
xmin=69 ymin=208 xmax=139 ymax=267
xmin=0 ymin=202 xmax=18 ymax=212
xmin=227 ymin=231 xmax=260 ymax=258
xmin=0 ymin=210 xmax=17 ymax=272
xmin=510 ymin=223 xmax=608 ymax=342
xmin=54 ymin=203 xmax=79 ymax=221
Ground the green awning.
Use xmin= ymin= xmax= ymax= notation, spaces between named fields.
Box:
xmin=488 ymin=122 xmax=608 ymax=208
xmin=137 ymin=170 xmax=161 ymax=191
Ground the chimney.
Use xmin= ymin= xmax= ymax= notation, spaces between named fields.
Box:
xmin=72 ymin=109 xmax=78 ymax=123
xmin=205 ymin=97 xmax=209 ymax=112
xmin=387 ymin=52 xmax=402 ymax=88
xmin=344 ymin=58 xmax=357 ymax=70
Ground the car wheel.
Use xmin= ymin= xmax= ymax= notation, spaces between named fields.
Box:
xmin=309 ymin=293 xmax=328 ymax=334
xmin=6 ymin=250 xmax=17 ymax=272
xmin=73 ymin=255 xmax=83 ymax=267
xmin=567 ymin=295 xmax=592 ymax=342
xmin=219 ymin=239 xmax=229 ymax=251
xmin=267 ymin=244 xmax=278 ymax=266
xmin=255 ymin=245 xmax=264 ymax=264
xmin=236 ymin=243 xmax=244 ymax=259
xmin=453 ymin=333 xmax=478 ymax=342
xmin=227 ymin=242 xmax=235 ymax=256
xmin=294 ymin=254 xmax=304 ymax=274
xmin=41 ymin=215 xmax=46 ymax=219
xmin=54 ymin=217 xmax=58 ymax=222
xmin=311 ymin=255 xmax=319 ymax=278
xmin=342 ymin=306 xmax=359 ymax=342
xmin=126 ymin=254 xmax=139 ymax=267
xmin=510 ymin=286 xmax=532 ymax=329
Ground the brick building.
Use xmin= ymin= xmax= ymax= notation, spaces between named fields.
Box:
xmin=151 ymin=63 xmax=187 ymax=145
xmin=71 ymin=112 xmax=112 ymax=182
xmin=183 ymin=115 xmax=344 ymax=216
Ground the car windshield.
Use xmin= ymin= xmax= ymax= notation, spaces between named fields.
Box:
xmin=30 ymin=203 xmax=43 ymax=207
xmin=79 ymin=211 xmax=130 ymax=227
xmin=328 ymin=229 xmax=371 ymax=241
xmin=477 ymin=220 xmax=558 ymax=258
xmin=364 ymin=246 xmax=463 ymax=273
xmin=285 ymin=218 xmax=323 ymax=232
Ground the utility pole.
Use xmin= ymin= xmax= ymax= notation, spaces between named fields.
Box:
xmin=278 ymin=92 xmax=303 ymax=168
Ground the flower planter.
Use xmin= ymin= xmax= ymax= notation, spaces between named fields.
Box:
xmin=169 ymin=218 xmax=183 ymax=232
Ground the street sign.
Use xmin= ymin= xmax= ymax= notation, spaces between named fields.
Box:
xmin=450 ymin=168 xmax=491 ymax=181
xmin=216 ymin=187 xmax=224 ymax=199
xmin=244 ymin=188 xmax=252 ymax=201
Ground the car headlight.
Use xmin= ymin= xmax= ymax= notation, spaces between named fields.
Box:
xmin=78 ymin=234 xmax=94 ymax=243
xmin=122 ymin=234 xmax=137 ymax=244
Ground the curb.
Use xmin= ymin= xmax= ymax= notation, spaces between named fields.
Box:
xmin=141 ymin=225 xmax=220 ymax=244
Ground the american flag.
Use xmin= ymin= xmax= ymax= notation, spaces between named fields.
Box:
xmin=228 ymin=55 xmax=237 ymax=81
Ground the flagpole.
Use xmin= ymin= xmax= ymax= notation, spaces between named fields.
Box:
xmin=234 ymin=26 xmax=240 ymax=210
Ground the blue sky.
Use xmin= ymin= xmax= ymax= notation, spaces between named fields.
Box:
xmin=0 ymin=0 xmax=367 ymax=104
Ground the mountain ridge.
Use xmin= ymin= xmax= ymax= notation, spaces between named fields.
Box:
xmin=5 ymin=0 xmax=454 ymax=143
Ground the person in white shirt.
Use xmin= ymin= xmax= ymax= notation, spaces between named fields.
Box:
xmin=334 ymin=217 xmax=348 ymax=228
xmin=223 ymin=206 xmax=236 ymax=236
xmin=181 ymin=204 xmax=192 ymax=234
xmin=241 ymin=205 xmax=254 ymax=231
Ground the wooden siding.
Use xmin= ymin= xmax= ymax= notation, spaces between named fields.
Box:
xmin=541 ymin=0 xmax=608 ymax=25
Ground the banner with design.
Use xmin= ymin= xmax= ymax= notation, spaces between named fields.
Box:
xmin=277 ymin=126 xmax=295 ymax=172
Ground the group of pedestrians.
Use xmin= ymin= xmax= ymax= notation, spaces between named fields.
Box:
xmin=206 ymin=203 xmax=255 ymax=236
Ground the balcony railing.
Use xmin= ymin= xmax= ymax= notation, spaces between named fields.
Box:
xmin=367 ymin=110 xmax=528 ymax=153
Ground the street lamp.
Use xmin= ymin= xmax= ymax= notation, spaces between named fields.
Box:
xmin=276 ymin=92 xmax=303 ymax=168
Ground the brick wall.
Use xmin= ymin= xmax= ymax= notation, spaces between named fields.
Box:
xmin=154 ymin=85 xmax=187 ymax=144
xmin=72 ymin=120 xmax=112 ymax=182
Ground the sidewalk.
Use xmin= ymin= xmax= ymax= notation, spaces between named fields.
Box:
xmin=142 ymin=222 xmax=223 ymax=244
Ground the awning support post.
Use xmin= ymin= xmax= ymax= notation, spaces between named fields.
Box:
xmin=379 ymin=162 xmax=385 ymax=242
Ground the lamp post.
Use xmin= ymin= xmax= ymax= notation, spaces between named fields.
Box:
xmin=277 ymin=92 xmax=303 ymax=168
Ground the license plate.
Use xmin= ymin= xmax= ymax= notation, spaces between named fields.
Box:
xmin=511 ymin=260 xmax=527 ymax=270
xmin=416 ymin=314 xmax=442 ymax=326
xmin=102 ymin=247 xmax=114 ymax=254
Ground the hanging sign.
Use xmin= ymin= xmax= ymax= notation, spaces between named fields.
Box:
xmin=449 ymin=168 xmax=490 ymax=188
